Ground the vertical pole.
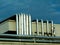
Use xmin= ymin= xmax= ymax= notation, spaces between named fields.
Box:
xmin=23 ymin=14 xmax=26 ymax=35
xmin=19 ymin=14 xmax=21 ymax=35
xmin=29 ymin=15 xmax=32 ymax=35
xmin=36 ymin=19 xmax=39 ymax=35
xmin=51 ymin=20 xmax=54 ymax=36
xmin=16 ymin=14 xmax=19 ymax=35
xmin=41 ymin=19 xmax=44 ymax=36
xmin=47 ymin=20 xmax=49 ymax=33
xmin=21 ymin=13 xmax=24 ymax=35
xmin=26 ymin=15 xmax=29 ymax=35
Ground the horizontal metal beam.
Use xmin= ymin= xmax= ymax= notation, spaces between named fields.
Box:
xmin=0 ymin=38 xmax=60 ymax=43
xmin=0 ymin=34 xmax=60 ymax=40
xmin=36 ymin=40 xmax=60 ymax=43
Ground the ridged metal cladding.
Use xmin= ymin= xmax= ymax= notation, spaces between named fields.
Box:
xmin=16 ymin=13 xmax=32 ymax=35
xmin=19 ymin=13 xmax=24 ymax=35
xmin=41 ymin=19 xmax=44 ymax=36
xmin=16 ymin=13 xmax=55 ymax=36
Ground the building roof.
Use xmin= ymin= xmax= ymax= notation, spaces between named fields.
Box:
xmin=0 ymin=15 xmax=16 ymax=24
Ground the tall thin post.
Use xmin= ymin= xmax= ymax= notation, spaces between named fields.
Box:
xmin=19 ymin=14 xmax=21 ymax=35
xmin=51 ymin=20 xmax=54 ymax=36
xmin=26 ymin=15 xmax=29 ymax=35
xmin=36 ymin=19 xmax=39 ymax=35
xmin=16 ymin=14 xmax=19 ymax=35
xmin=23 ymin=14 xmax=26 ymax=35
xmin=46 ymin=20 xmax=49 ymax=33
xmin=29 ymin=15 xmax=32 ymax=35
xmin=41 ymin=19 xmax=44 ymax=36
xmin=21 ymin=13 xmax=24 ymax=35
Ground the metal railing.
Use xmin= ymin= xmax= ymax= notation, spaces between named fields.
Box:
xmin=0 ymin=34 xmax=60 ymax=43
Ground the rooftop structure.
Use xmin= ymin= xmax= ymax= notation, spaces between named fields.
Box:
xmin=0 ymin=13 xmax=60 ymax=44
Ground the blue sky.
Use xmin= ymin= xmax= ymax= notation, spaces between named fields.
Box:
xmin=0 ymin=0 xmax=60 ymax=23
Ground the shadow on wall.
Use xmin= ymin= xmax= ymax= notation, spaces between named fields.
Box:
xmin=3 ymin=31 xmax=16 ymax=34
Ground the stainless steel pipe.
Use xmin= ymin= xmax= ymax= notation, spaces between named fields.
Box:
xmin=46 ymin=20 xmax=49 ymax=33
xmin=41 ymin=19 xmax=44 ymax=36
xmin=36 ymin=19 xmax=39 ymax=35
xmin=21 ymin=13 xmax=24 ymax=35
xmin=19 ymin=13 xmax=24 ymax=35
xmin=16 ymin=14 xmax=19 ymax=35
xmin=26 ymin=15 xmax=29 ymax=35
xmin=23 ymin=14 xmax=26 ymax=35
xmin=51 ymin=20 xmax=54 ymax=36
xmin=29 ymin=15 xmax=32 ymax=35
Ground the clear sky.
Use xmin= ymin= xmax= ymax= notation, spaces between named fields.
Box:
xmin=0 ymin=0 xmax=60 ymax=24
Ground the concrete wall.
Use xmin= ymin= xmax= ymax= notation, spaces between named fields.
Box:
xmin=54 ymin=24 xmax=60 ymax=36
xmin=0 ymin=20 xmax=9 ymax=34
xmin=32 ymin=22 xmax=36 ymax=35
xmin=43 ymin=23 xmax=46 ymax=33
xmin=0 ymin=20 xmax=16 ymax=34
xmin=0 ymin=42 xmax=59 ymax=45
xmin=38 ymin=22 xmax=41 ymax=35
xmin=32 ymin=22 xmax=42 ymax=35
xmin=8 ymin=20 xmax=16 ymax=31
xmin=31 ymin=22 xmax=60 ymax=36
xmin=0 ymin=19 xmax=60 ymax=36
xmin=32 ymin=22 xmax=53 ymax=36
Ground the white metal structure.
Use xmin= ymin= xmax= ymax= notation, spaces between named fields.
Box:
xmin=28 ymin=15 xmax=32 ymax=35
xmin=41 ymin=19 xmax=44 ymax=36
xmin=16 ymin=14 xmax=19 ymax=35
xmin=16 ymin=13 xmax=32 ymax=35
xmin=16 ymin=13 xmax=55 ymax=36
xmin=51 ymin=20 xmax=54 ymax=36
xmin=46 ymin=20 xmax=49 ymax=33
xmin=36 ymin=19 xmax=39 ymax=35
xmin=26 ymin=15 xmax=29 ymax=35
xmin=23 ymin=14 xmax=26 ymax=35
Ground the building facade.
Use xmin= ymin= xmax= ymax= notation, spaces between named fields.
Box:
xmin=0 ymin=13 xmax=60 ymax=45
